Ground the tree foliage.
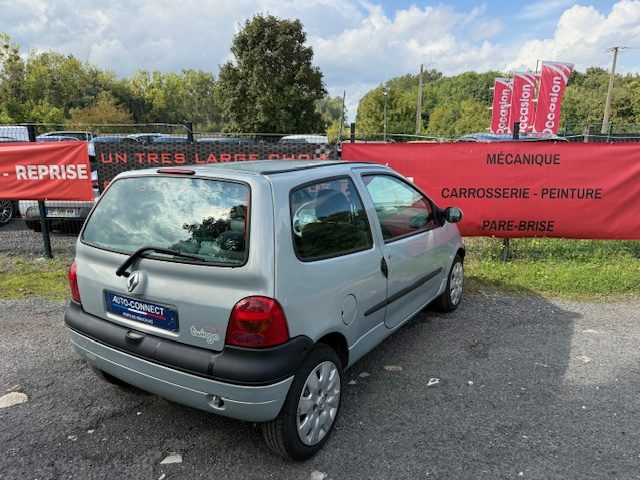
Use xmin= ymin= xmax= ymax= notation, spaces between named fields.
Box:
xmin=356 ymin=67 xmax=640 ymax=138
xmin=68 ymin=92 xmax=133 ymax=128
xmin=5 ymin=27 xmax=640 ymax=137
xmin=217 ymin=15 xmax=326 ymax=133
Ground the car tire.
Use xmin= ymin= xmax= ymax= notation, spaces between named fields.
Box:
xmin=262 ymin=344 xmax=343 ymax=460
xmin=24 ymin=220 xmax=42 ymax=233
xmin=432 ymin=254 xmax=464 ymax=312
xmin=0 ymin=199 xmax=13 ymax=225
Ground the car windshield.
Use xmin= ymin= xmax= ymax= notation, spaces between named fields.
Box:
xmin=82 ymin=176 xmax=249 ymax=265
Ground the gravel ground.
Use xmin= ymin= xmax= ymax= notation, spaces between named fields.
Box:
xmin=0 ymin=218 xmax=77 ymax=257
xmin=1 ymin=294 xmax=639 ymax=480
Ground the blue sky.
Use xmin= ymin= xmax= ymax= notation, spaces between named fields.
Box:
xmin=1 ymin=0 xmax=638 ymax=120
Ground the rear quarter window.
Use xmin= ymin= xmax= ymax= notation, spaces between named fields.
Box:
xmin=82 ymin=176 xmax=249 ymax=265
xmin=290 ymin=177 xmax=373 ymax=261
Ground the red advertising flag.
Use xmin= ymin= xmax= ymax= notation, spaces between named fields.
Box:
xmin=533 ymin=61 xmax=574 ymax=134
xmin=0 ymin=141 xmax=93 ymax=201
xmin=490 ymin=78 xmax=513 ymax=134
xmin=342 ymin=142 xmax=640 ymax=240
xmin=509 ymin=72 xmax=538 ymax=133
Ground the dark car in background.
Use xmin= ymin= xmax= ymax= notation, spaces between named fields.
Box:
xmin=198 ymin=137 xmax=253 ymax=144
xmin=455 ymin=132 xmax=568 ymax=142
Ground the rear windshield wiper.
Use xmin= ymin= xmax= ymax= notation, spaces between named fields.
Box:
xmin=116 ymin=246 xmax=204 ymax=277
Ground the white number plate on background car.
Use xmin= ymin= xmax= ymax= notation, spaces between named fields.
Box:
xmin=46 ymin=208 xmax=81 ymax=218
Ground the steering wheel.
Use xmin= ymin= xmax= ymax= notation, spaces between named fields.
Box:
xmin=292 ymin=201 xmax=317 ymax=237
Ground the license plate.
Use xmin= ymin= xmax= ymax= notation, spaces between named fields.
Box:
xmin=46 ymin=208 xmax=81 ymax=218
xmin=105 ymin=291 xmax=178 ymax=331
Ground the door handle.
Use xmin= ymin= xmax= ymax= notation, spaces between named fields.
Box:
xmin=380 ymin=257 xmax=389 ymax=278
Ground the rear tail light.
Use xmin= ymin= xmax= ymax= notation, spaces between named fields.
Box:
xmin=226 ymin=296 xmax=289 ymax=348
xmin=92 ymin=179 xmax=98 ymax=189
xmin=68 ymin=261 xmax=81 ymax=304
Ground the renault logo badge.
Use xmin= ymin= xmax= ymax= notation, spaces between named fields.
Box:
xmin=127 ymin=271 xmax=141 ymax=293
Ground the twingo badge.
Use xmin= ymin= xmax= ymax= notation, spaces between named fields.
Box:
xmin=190 ymin=326 xmax=221 ymax=344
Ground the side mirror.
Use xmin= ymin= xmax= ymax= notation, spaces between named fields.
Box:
xmin=444 ymin=207 xmax=463 ymax=223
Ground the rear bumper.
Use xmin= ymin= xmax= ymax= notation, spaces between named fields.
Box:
xmin=65 ymin=301 xmax=314 ymax=422
xmin=68 ymin=329 xmax=293 ymax=422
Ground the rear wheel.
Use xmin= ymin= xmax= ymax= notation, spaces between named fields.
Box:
xmin=262 ymin=344 xmax=343 ymax=460
xmin=0 ymin=200 xmax=13 ymax=225
xmin=433 ymin=254 xmax=464 ymax=312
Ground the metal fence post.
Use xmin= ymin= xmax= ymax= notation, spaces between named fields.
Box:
xmin=184 ymin=122 xmax=194 ymax=143
xmin=37 ymin=201 xmax=53 ymax=259
xmin=26 ymin=124 xmax=53 ymax=259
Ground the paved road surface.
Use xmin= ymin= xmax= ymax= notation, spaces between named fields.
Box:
xmin=1 ymin=294 xmax=639 ymax=480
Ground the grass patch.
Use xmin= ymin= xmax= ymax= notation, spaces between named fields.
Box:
xmin=465 ymin=238 xmax=640 ymax=299
xmin=0 ymin=254 xmax=73 ymax=301
xmin=0 ymin=238 xmax=638 ymax=301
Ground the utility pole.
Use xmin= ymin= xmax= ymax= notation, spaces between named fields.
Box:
xmin=601 ymin=46 xmax=627 ymax=134
xmin=338 ymin=90 xmax=346 ymax=140
xmin=415 ymin=64 xmax=423 ymax=135
xmin=383 ymin=87 xmax=388 ymax=141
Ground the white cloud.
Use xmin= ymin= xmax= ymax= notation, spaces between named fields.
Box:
xmin=508 ymin=1 xmax=640 ymax=72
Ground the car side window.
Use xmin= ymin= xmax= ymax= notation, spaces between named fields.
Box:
xmin=362 ymin=175 xmax=435 ymax=242
xmin=291 ymin=177 xmax=373 ymax=260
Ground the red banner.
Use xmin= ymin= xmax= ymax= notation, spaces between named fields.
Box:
xmin=509 ymin=72 xmax=538 ymax=133
xmin=533 ymin=61 xmax=573 ymax=134
xmin=490 ymin=78 xmax=512 ymax=134
xmin=342 ymin=142 xmax=640 ymax=240
xmin=0 ymin=142 xmax=93 ymax=201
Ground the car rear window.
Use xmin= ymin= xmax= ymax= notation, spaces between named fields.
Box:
xmin=82 ymin=176 xmax=249 ymax=265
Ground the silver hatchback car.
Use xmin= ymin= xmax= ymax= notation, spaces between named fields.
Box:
xmin=65 ymin=160 xmax=464 ymax=459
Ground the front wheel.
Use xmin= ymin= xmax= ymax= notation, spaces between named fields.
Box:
xmin=262 ymin=344 xmax=343 ymax=460
xmin=433 ymin=254 xmax=464 ymax=312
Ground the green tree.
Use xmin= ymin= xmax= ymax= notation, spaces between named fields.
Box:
xmin=316 ymin=95 xmax=346 ymax=140
xmin=68 ymin=92 xmax=133 ymax=130
xmin=217 ymin=14 xmax=326 ymax=133
xmin=0 ymin=33 xmax=26 ymax=121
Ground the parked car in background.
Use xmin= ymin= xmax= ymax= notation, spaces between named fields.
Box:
xmin=36 ymin=135 xmax=80 ymax=142
xmin=150 ymin=136 xmax=188 ymax=143
xmin=198 ymin=137 xmax=253 ymax=144
xmin=37 ymin=131 xmax=96 ymax=158
xmin=66 ymin=159 xmax=464 ymax=459
xmin=279 ymin=134 xmax=329 ymax=144
xmin=455 ymin=132 xmax=568 ymax=142
xmin=0 ymin=136 xmax=19 ymax=143
xmin=125 ymin=133 xmax=172 ymax=144
xmin=93 ymin=136 xmax=140 ymax=144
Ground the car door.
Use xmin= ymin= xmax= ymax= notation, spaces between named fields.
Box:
xmin=360 ymin=173 xmax=450 ymax=329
